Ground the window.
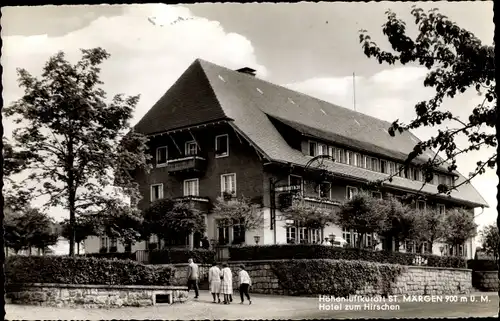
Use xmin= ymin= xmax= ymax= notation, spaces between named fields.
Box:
xmin=185 ymin=141 xmax=197 ymax=156
xmin=216 ymin=219 xmax=230 ymax=245
xmin=437 ymin=204 xmax=445 ymax=216
xmin=446 ymin=176 xmax=454 ymax=186
xmin=422 ymin=242 xmax=431 ymax=254
xmin=183 ymin=179 xmax=199 ymax=196
xmin=398 ymin=164 xmax=405 ymax=178
xmin=99 ymin=236 xmax=108 ymax=249
xmin=298 ymin=227 xmax=308 ymax=244
xmin=417 ymin=200 xmax=426 ymax=211
xmin=388 ymin=162 xmax=397 ymax=175
xmin=150 ymin=184 xmax=164 ymax=202
xmin=355 ymin=153 xmax=364 ymax=167
xmin=346 ymin=186 xmax=358 ymax=200
xmin=372 ymin=191 xmax=382 ymax=199
xmin=346 ymin=151 xmax=355 ymax=166
xmin=336 ymin=148 xmax=345 ymax=163
xmin=342 ymin=227 xmax=352 ymax=246
xmin=289 ymin=175 xmax=303 ymax=195
xmin=309 ymin=141 xmax=317 ymax=156
xmin=318 ymin=144 xmax=328 ymax=155
xmin=215 ymin=134 xmax=229 ymax=157
xmin=380 ymin=160 xmax=387 ymax=174
xmin=232 ymin=219 xmax=245 ymax=245
xmin=156 ymin=146 xmax=168 ymax=166
xmin=221 ymin=173 xmax=236 ymax=196
xmin=365 ymin=157 xmax=372 ymax=170
xmin=310 ymin=229 xmax=321 ymax=244
xmin=286 ymin=222 xmax=296 ymax=244
xmin=438 ymin=174 xmax=447 ymax=185
xmin=405 ymin=240 xmax=416 ymax=253
xmin=411 ymin=167 xmax=422 ymax=181
xmin=109 ymin=237 xmax=118 ymax=252
xmin=319 ymin=182 xmax=331 ymax=199
xmin=365 ymin=233 xmax=374 ymax=248
xmin=371 ymin=158 xmax=380 ymax=172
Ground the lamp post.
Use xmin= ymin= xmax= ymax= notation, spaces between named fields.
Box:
xmin=439 ymin=246 xmax=445 ymax=256
xmin=254 ymin=235 xmax=261 ymax=245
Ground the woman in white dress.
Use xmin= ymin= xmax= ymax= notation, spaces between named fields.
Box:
xmin=220 ymin=263 xmax=233 ymax=304
xmin=208 ymin=262 xmax=222 ymax=303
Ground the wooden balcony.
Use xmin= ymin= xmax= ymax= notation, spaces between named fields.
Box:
xmin=173 ymin=196 xmax=211 ymax=212
xmin=166 ymin=155 xmax=207 ymax=175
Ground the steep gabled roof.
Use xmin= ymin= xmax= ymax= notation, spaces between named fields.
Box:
xmin=134 ymin=60 xmax=230 ymax=135
xmin=134 ymin=59 xmax=488 ymax=208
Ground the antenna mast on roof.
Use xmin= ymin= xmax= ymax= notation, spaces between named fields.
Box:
xmin=353 ymin=72 xmax=357 ymax=112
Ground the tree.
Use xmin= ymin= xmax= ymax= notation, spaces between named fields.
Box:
xmin=142 ymin=198 xmax=205 ymax=247
xmin=479 ymin=224 xmax=500 ymax=260
xmin=359 ymin=6 xmax=496 ymax=195
xmin=4 ymin=206 xmax=59 ymax=255
xmin=60 ymin=216 xmax=97 ymax=255
xmin=411 ymin=207 xmax=446 ymax=253
xmin=281 ymin=197 xmax=337 ymax=243
xmin=375 ymin=197 xmax=416 ymax=251
xmin=3 ymin=48 xmax=151 ymax=256
xmin=337 ymin=192 xmax=387 ymax=248
xmin=212 ymin=196 xmax=264 ymax=231
xmin=442 ymin=208 xmax=477 ymax=255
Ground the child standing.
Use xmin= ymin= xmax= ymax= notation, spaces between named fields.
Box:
xmin=220 ymin=263 xmax=233 ymax=304
xmin=238 ymin=264 xmax=252 ymax=305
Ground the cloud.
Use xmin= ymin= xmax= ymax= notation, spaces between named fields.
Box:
xmin=2 ymin=4 xmax=267 ymax=221
xmin=2 ymin=4 xmax=268 ymax=133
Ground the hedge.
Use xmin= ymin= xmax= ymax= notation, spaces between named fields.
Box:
xmin=149 ymin=249 xmax=216 ymax=264
xmin=467 ymin=259 xmax=498 ymax=271
xmin=229 ymin=244 xmax=466 ymax=268
xmin=78 ymin=252 xmax=135 ymax=261
xmin=5 ymin=255 xmax=175 ymax=286
xmin=270 ymin=259 xmax=406 ymax=297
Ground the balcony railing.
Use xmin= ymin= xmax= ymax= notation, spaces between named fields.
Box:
xmin=173 ymin=195 xmax=211 ymax=212
xmin=166 ymin=152 xmax=207 ymax=175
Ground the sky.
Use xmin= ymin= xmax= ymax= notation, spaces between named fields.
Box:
xmin=1 ymin=3 xmax=496 ymax=245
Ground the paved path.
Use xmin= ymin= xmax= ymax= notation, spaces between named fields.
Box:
xmin=5 ymin=291 xmax=498 ymax=320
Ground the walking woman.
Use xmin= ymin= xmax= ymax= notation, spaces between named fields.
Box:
xmin=220 ymin=263 xmax=233 ymax=304
xmin=238 ymin=264 xmax=252 ymax=305
xmin=208 ymin=262 xmax=222 ymax=303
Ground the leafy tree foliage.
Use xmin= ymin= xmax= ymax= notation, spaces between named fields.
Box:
xmin=142 ymin=198 xmax=205 ymax=245
xmin=442 ymin=208 xmax=477 ymax=252
xmin=4 ymin=206 xmax=59 ymax=255
xmin=411 ymin=207 xmax=446 ymax=252
xmin=479 ymin=223 xmax=500 ymax=260
xmin=337 ymin=192 xmax=387 ymax=248
xmin=375 ymin=197 xmax=416 ymax=251
xmin=281 ymin=197 xmax=337 ymax=243
xmin=212 ymin=196 xmax=264 ymax=231
xmin=60 ymin=216 xmax=97 ymax=255
xmin=3 ymin=48 xmax=151 ymax=256
xmin=359 ymin=6 xmax=496 ymax=194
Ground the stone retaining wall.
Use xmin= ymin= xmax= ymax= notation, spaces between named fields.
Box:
xmin=222 ymin=260 xmax=472 ymax=296
xmin=6 ymin=283 xmax=188 ymax=308
xmin=472 ymin=271 xmax=499 ymax=292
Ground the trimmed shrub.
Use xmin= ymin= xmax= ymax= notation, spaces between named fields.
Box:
xmin=229 ymin=244 xmax=466 ymax=268
xmin=467 ymin=259 xmax=498 ymax=271
xmin=270 ymin=259 xmax=406 ymax=297
xmin=78 ymin=252 xmax=135 ymax=261
xmin=5 ymin=255 xmax=175 ymax=285
xmin=149 ymin=248 xmax=216 ymax=264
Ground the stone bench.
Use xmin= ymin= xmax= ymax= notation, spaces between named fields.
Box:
xmin=6 ymin=283 xmax=189 ymax=308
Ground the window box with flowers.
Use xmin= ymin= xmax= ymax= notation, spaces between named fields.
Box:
xmin=223 ymin=191 xmax=236 ymax=201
